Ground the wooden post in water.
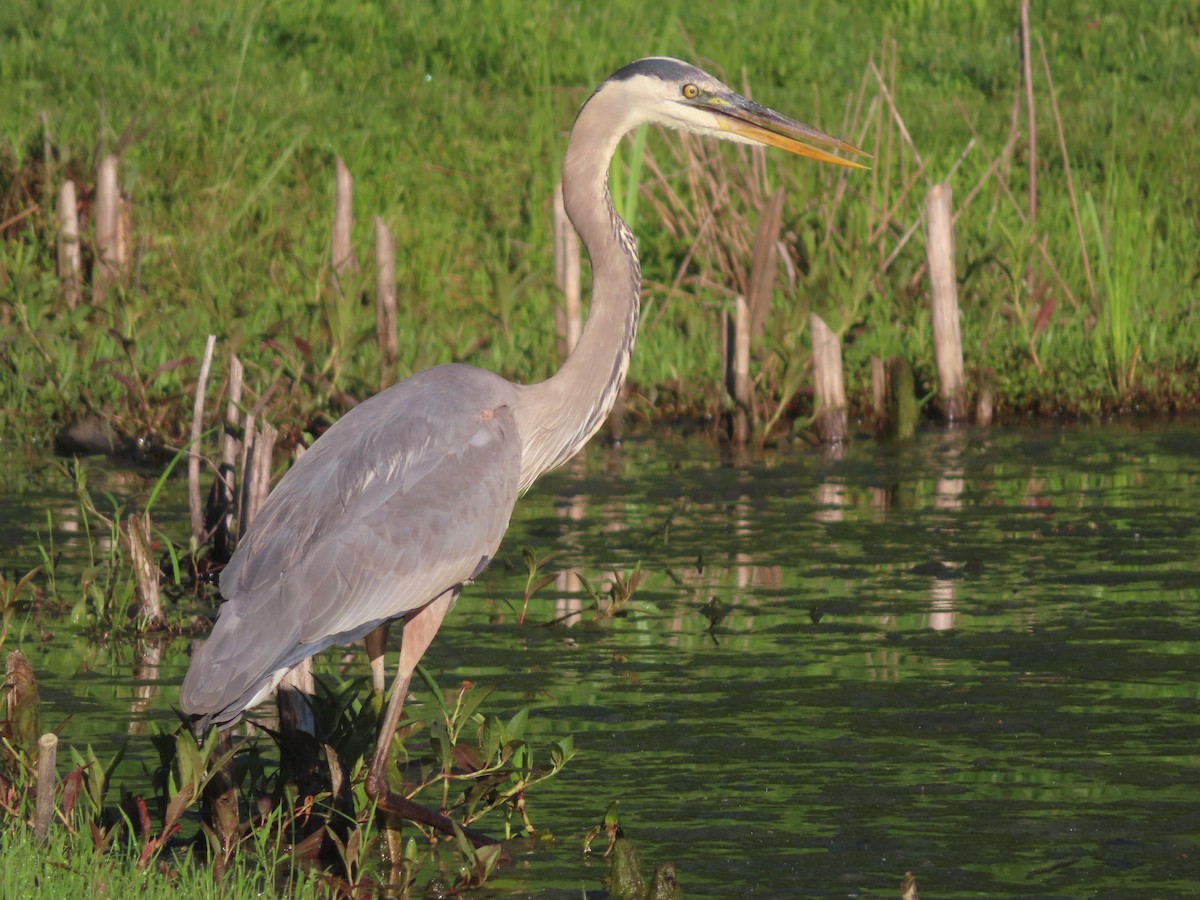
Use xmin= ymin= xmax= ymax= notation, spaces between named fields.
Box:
xmin=374 ymin=216 xmax=398 ymax=386
xmin=127 ymin=512 xmax=165 ymax=629
xmin=35 ymin=733 xmax=57 ymax=844
xmin=924 ymin=182 xmax=966 ymax=421
xmin=553 ymin=183 xmax=581 ymax=359
xmin=870 ymin=355 xmax=887 ymax=435
xmin=976 ymin=368 xmax=996 ymax=426
xmin=56 ymin=181 xmax=81 ymax=309
xmin=885 ymin=357 xmax=919 ymax=440
xmin=93 ymin=155 xmax=121 ymax=302
xmin=810 ymin=313 xmax=847 ymax=445
xmin=331 ymin=157 xmax=356 ymax=285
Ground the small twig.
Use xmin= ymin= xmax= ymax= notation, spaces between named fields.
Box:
xmin=1020 ymin=0 xmax=1037 ymax=298
xmin=1038 ymin=34 xmax=1096 ymax=310
xmin=868 ymin=58 xmax=926 ymax=182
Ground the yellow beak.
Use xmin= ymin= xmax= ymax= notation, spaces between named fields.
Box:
xmin=707 ymin=94 xmax=869 ymax=169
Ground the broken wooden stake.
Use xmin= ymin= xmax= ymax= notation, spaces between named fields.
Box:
xmin=885 ymin=357 xmax=919 ymax=441
xmin=127 ymin=512 xmax=165 ymax=629
xmin=331 ymin=157 xmax=356 ymax=284
xmin=553 ymin=182 xmax=581 ymax=359
xmin=374 ymin=216 xmax=398 ymax=384
xmin=35 ymin=733 xmax=57 ymax=844
xmin=810 ymin=313 xmax=847 ymax=445
xmin=189 ymin=335 xmax=217 ymax=549
xmin=93 ymin=155 xmax=121 ymax=302
xmin=206 ymin=354 xmax=243 ymax=564
xmin=925 ymin=182 xmax=967 ymax=422
xmin=976 ymin=368 xmax=996 ymax=426
xmin=56 ymin=181 xmax=81 ymax=309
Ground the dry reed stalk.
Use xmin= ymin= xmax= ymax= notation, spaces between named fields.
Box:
xmin=93 ymin=155 xmax=120 ymax=302
xmin=747 ymin=187 xmax=785 ymax=338
xmin=374 ymin=216 xmax=398 ymax=382
xmin=1038 ymin=35 xmax=1095 ymax=310
xmin=1020 ymin=0 xmax=1037 ymax=228
xmin=954 ymin=102 xmax=1081 ymax=311
xmin=868 ymin=59 xmax=926 ymax=183
xmin=331 ymin=157 xmax=355 ymax=283
xmin=189 ymin=335 xmax=217 ymax=548
xmin=34 ymin=733 xmax=57 ymax=844
xmin=925 ymin=183 xmax=966 ymax=421
xmin=56 ymin=181 xmax=81 ymax=308
xmin=127 ymin=512 xmax=165 ymax=628
xmin=727 ymin=296 xmax=751 ymax=445
xmin=810 ymin=312 xmax=847 ymax=444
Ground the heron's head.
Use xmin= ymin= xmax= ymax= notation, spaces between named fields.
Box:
xmin=597 ymin=57 xmax=868 ymax=169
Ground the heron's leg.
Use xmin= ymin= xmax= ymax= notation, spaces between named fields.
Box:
xmin=364 ymin=589 xmax=496 ymax=847
xmin=365 ymin=622 xmax=390 ymax=694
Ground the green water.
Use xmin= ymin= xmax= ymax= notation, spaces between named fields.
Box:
xmin=1 ymin=421 xmax=1198 ymax=896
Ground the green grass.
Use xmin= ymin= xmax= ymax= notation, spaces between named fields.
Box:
xmin=1 ymin=0 xmax=1198 ymax=440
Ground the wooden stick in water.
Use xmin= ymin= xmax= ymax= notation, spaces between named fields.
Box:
xmin=811 ymin=313 xmax=847 ymax=445
xmin=925 ymin=183 xmax=966 ymax=422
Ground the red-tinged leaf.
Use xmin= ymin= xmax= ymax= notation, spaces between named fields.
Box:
xmin=294 ymin=336 xmax=312 ymax=359
xmin=112 ymin=372 xmax=138 ymax=393
xmin=1033 ymin=297 xmax=1057 ymax=337
xmin=453 ymin=742 xmax=484 ymax=774
xmin=61 ymin=765 xmax=85 ymax=818
xmin=149 ymin=356 xmax=195 ymax=382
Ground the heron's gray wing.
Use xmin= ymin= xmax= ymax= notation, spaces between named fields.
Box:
xmin=181 ymin=368 xmax=521 ymax=724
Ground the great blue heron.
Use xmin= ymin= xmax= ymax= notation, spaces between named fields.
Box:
xmin=180 ymin=57 xmax=865 ymax=837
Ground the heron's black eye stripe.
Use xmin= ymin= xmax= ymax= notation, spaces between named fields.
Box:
xmin=682 ymin=83 xmax=700 ymax=100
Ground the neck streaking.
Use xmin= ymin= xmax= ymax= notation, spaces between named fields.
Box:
xmin=516 ymin=83 xmax=642 ymax=489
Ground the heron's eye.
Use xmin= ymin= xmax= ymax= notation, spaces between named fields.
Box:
xmin=682 ymin=83 xmax=700 ymax=100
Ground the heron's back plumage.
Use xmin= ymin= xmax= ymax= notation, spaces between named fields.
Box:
xmin=180 ymin=364 xmax=523 ymax=729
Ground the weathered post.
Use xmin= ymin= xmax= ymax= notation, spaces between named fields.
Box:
xmin=375 ymin=216 xmax=398 ymax=385
xmin=56 ymin=181 xmax=81 ymax=308
xmin=189 ymin=335 xmax=217 ymax=549
xmin=331 ymin=157 xmax=356 ymax=283
xmin=810 ymin=313 xmax=847 ymax=445
xmin=127 ymin=512 xmax=165 ymax=629
xmin=553 ymin=183 xmax=581 ymax=358
xmin=885 ymin=357 xmax=919 ymax=441
xmin=93 ymin=155 xmax=121 ymax=302
xmin=924 ymin=182 xmax=966 ymax=421
xmin=35 ymin=733 xmax=58 ymax=844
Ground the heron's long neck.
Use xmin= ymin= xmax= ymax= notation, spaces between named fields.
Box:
xmin=517 ymin=88 xmax=641 ymax=488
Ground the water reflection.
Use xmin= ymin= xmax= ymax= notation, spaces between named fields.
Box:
xmin=0 ymin=421 xmax=1198 ymax=895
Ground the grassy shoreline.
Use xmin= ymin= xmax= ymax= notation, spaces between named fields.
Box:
xmin=2 ymin=1 xmax=1198 ymax=445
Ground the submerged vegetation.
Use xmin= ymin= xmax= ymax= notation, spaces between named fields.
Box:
xmin=0 ymin=1 xmax=1197 ymax=446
